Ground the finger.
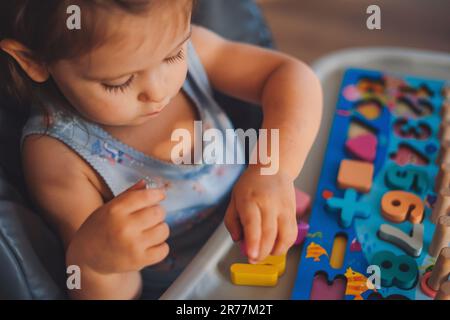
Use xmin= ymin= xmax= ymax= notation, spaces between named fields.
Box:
xmin=143 ymin=242 xmax=170 ymax=267
xmin=132 ymin=205 xmax=166 ymax=231
xmin=271 ymin=213 xmax=298 ymax=256
xmin=237 ymin=200 xmax=261 ymax=262
xmin=126 ymin=179 xmax=147 ymax=191
xmin=142 ymin=222 xmax=170 ymax=247
xmin=256 ymin=202 xmax=278 ymax=262
xmin=112 ymin=186 xmax=166 ymax=215
xmin=224 ymin=196 xmax=243 ymax=242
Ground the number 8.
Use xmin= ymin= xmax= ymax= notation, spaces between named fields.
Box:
xmin=371 ymin=250 xmax=418 ymax=290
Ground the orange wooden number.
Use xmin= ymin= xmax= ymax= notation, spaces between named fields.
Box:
xmin=381 ymin=190 xmax=424 ymax=224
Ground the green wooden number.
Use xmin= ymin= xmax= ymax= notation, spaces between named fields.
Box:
xmin=384 ymin=164 xmax=428 ymax=194
xmin=371 ymin=250 xmax=418 ymax=289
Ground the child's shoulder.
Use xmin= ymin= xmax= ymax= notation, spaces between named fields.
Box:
xmin=190 ymin=25 xmax=226 ymax=72
xmin=22 ymin=133 xmax=90 ymax=192
xmin=21 ymin=101 xmax=111 ymax=198
xmin=22 ymin=133 xmax=85 ymax=175
xmin=22 ymin=134 xmax=113 ymax=207
xmin=191 ymin=25 xmax=218 ymax=45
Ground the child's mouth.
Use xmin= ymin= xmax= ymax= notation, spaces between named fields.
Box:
xmin=143 ymin=110 xmax=162 ymax=117
xmin=142 ymin=104 xmax=167 ymax=117
xmin=142 ymin=98 xmax=171 ymax=117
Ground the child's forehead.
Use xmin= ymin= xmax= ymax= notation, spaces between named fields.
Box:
xmin=94 ymin=3 xmax=190 ymax=51
xmin=70 ymin=8 xmax=191 ymax=78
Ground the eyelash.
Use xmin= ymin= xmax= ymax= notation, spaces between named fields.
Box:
xmin=164 ymin=48 xmax=185 ymax=64
xmin=102 ymin=75 xmax=135 ymax=94
xmin=101 ymin=48 xmax=185 ymax=93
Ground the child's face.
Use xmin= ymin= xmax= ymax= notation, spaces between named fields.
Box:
xmin=48 ymin=6 xmax=191 ymax=127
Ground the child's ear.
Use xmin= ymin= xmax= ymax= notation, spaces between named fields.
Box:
xmin=0 ymin=39 xmax=50 ymax=83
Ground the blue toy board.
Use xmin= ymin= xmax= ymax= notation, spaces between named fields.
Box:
xmin=291 ymin=68 xmax=449 ymax=300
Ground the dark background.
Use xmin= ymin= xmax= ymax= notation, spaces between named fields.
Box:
xmin=257 ymin=0 xmax=450 ymax=63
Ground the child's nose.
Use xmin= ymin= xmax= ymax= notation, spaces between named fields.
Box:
xmin=138 ymin=91 xmax=167 ymax=104
xmin=137 ymin=92 xmax=152 ymax=103
xmin=138 ymin=75 xmax=167 ymax=104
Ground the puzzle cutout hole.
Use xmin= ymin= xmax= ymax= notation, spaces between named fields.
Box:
xmin=355 ymin=99 xmax=383 ymax=120
xmin=330 ymin=233 xmax=348 ymax=269
xmin=393 ymin=118 xmax=432 ymax=140
xmin=367 ymin=292 xmax=410 ymax=300
xmin=399 ymin=83 xmax=434 ymax=98
xmin=394 ymin=96 xmax=433 ymax=118
xmin=309 ymin=271 xmax=347 ymax=300
xmin=389 ymin=143 xmax=430 ymax=166
xmin=357 ymin=77 xmax=385 ymax=95
xmin=347 ymin=119 xmax=378 ymax=139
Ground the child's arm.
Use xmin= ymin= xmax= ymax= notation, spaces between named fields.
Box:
xmin=22 ymin=135 xmax=168 ymax=299
xmin=192 ymin=26 xmax=323 ymax=262
xmin=192 ymin=26 xmax=322 ymax=178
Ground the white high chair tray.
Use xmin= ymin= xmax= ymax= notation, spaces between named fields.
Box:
xmin=160 ymin=47 xmax=450 ymax=300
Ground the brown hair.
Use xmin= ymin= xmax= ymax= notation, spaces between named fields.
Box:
xmin=0 ymin=0 xmax=195 ymax=117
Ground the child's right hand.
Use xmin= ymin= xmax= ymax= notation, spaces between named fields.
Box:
xmin=66 ymin=179 xmax=169 ymax=275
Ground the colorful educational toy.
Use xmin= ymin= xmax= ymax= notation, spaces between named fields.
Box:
xmin=291 ymin=68 xmax=450 ymax=300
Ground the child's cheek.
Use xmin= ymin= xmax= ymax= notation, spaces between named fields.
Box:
xmin=75 ymin=92 xmax=133 ymax=125
xmin=172 ymin=62 xmax=189 ymax=92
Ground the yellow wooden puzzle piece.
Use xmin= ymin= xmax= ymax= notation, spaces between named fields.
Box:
xmin=230 ymin=264 xmax=278 ymax=287
xmin=257 ymin=254 xmax=286 ymax=276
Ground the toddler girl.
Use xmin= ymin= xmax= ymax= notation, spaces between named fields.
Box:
xmin=0 ymin=0 xmax=322 ymax=299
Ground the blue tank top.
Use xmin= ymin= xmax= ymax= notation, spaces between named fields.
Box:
xmin=20 ymin=41 xmax=245 ymax=298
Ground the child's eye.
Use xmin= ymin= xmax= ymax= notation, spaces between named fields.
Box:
xmin=164 ymin=49 xmax=185 ymax=64
xmin=102 ymin=75 xmax=135 ymax=93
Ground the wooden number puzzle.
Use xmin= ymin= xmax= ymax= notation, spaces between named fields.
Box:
xmin=291 ymin=68 xmax=450 ymax=300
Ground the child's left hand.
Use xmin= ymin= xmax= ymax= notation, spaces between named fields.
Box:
xmin=224 ymin=167 xmax=298 ymax=264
